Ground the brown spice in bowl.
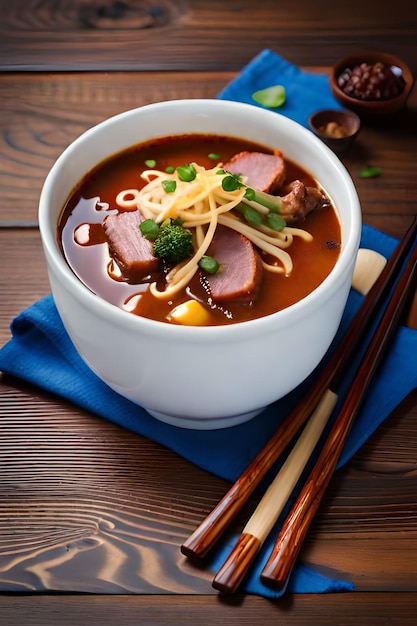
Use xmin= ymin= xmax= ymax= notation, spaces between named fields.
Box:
xmin=318 ymin=121 xmax=350 ymax=138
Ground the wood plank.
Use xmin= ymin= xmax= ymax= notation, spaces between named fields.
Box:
xmin=0 ymin=72 xmax=231 ymax=222
xmin=1 ymin=593 xmax=417 ymax=625
xmin=0 ymin=381 xmax=220 ymax=594
xmin=0 ymin=230 xmax=50 ymax=346
xmin=1 ymin=0 xmax=416 ymax=72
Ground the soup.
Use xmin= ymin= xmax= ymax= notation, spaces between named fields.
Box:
xmin=58 ymin=134 xmax=341 ymax=326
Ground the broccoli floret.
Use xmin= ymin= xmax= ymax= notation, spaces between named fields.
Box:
xmin=153 ymin=219 xmax=193 ymax=264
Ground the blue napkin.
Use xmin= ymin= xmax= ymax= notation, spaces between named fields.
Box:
xmin=217 ymin=48 xmax=344 ymax=128
xmin=1 ymin=51 xmax=416 ymax=597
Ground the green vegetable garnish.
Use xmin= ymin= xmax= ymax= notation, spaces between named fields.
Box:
xmin=144 ymin=159 xmax=156 ymax=168
xmin=249 ymin=188 xmax=282 ymax=213
xmin=359 ymin=165 xmax=381 ymax=178
xmin=241 ymin=205 xmax=263 ymax=227
xmin=244 ymin=187 xmax=256 ymax=201
xmin=252 ymin=85 xmax=286 ymax=109
xmin=221 ymin=171 xmax=286 ymax=228
xmin=177 ymin=164 xmax=197 ymax=182
xmin=266 ymin=213 xmax=286 ymax=231
xmin=165 ymin=165 xmax=175 ymax=173
xmin=208 ymin=153 xmax=220 ymax=160
xmin=152 ymin=219 xmax=193 ymax=264
xmin=140 ymin=219 xmax=160 ymax=240
xmin=222 ymin=174 xmax=243 ymax=192
xmin=162 ymin=180 xmax=177 ymax=193
xmin=198 ymin=255 xmax=220 ymax=274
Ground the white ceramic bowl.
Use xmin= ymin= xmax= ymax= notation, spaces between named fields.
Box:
xmin=38 ymin=99 xmax=361 ymax=429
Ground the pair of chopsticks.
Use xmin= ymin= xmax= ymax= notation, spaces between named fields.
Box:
xmin=181 ymin=216 xmax=417 ymax=594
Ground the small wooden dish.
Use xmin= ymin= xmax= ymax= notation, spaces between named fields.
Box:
xmin=308 ymin=109 xmax=361 ymax=154
xmin=329 ymin=51 xmax=414 ymax=120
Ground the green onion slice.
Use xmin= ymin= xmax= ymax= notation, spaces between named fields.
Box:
xmin=198 ymin=255 xmax=220 ymax=274
xmin=140 ymin=219 xmax=160 ymax=240
xmin=252 ymin=85 xmax=286 ymax=109
xmin=251 ymin=189 xmax=282 ymax=213
xmin=244 ymin=187 xmax=256 ymax=201
xmin=235 ymin=203 xmax=263 ymax=227
xmin=359 ymin=165 xmax=381 ymax=178
xmin=144 ymin=159 xmax=156 ymax=168
xmin=243 ymin=206 xmax=263 ymax=227
xmin=162 ymin=180 xmax=177 ymax=193
xmin=222 ymin=174 xmax=242 ymax=192
xmin=177 ymin=164 xmax=197 ymax=182
xmin=266 ymin=213 xmax=286 ymax=231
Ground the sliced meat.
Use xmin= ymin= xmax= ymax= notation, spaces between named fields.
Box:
xmin=223 ymin=151 xmax=286 ymax=193
xmin=279 ymin=180 xmax=331 ymax=222
xmin=201 ymin=225 xmax=263 ymax=303
xmin=103 ymin=210 xmax=160 ymax=282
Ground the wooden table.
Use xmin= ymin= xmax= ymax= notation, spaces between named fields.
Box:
xmin=1 ymin=1 xmax=416 ymax=624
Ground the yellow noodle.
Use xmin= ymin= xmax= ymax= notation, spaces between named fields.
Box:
xmin=283 ymin=226 xmax=314 ymax=242
xmin=260 ymin=259 xmax=286 ymax=274
xmin=115 ymin=162 xmax=313 ymax=297
xmin=115 ymin=189 xmax=141 ymax=209
xmin=150 ymin=184 xmax=220 ymax=299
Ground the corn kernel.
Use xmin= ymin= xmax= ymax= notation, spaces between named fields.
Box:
xmin=167 ymin=299 xmax=211 ymax=326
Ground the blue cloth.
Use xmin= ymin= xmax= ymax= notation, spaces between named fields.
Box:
xmin=217 ymin=48 xmax=344 ymax=128
xmin=1 ymin=51 xmax=416 ymax=597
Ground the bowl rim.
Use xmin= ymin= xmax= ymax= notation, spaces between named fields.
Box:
xmin=38 ymin=98 xmax=362 ymax=340
xmin=329 ymin=50 xmax=414 ymax=108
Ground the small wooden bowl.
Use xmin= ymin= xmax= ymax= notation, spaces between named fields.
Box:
xmin=329 ymin=51 xmax=414 ymax=120
xmin=308 ymin=109 xmax=361 ymax=154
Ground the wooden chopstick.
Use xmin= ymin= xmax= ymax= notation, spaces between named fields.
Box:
xmin=213 ymin=237 xmax=417 ymax=593
xmin=181 ymin=216 xmax=417 ymax=563
xmin=259 ymin=244 xmax=417 ymax=591
xmin=212 ymin=388 xmax=338 ymax=593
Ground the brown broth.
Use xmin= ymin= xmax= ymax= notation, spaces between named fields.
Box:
xmin=58 ymin=134 xmax=341 ymax=326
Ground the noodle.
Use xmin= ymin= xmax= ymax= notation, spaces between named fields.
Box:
xmin=115 ymin=189 xmax=141 ymax=209
xmin=115 ymin=162 xmax=313 ymax=298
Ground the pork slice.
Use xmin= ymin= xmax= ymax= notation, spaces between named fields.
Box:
xmin=223 ymin=151 xmax=286 ymax=193
xmin=202 ymin=225 xmax=263 ymax=303
xmin=103 ymin=210 xmax=160 ymax=282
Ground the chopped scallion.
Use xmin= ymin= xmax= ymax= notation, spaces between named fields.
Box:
xmin=177 ymin=164 xmax=197 ymax=182
xmin=165 ymin=165 xmax=175 ymax=173
xmin=140 ymin=219 xmax=160 ymax=240
xmin=244 ymin=187 xmax=256 ymax=201
xmin=252 ymin=85 xmax=286 ymax=109
xmin=162 ymin=180 xmax=177 ymax=193
xmin=266 ymin=213 xmax=286 ymax=231
xmin=208 ymin=153 xmax=220 ymax=160
xmin=236 ymin=204 xmax=263 ymax=227
xmin=359 ymin=165 xmax=381 ymax=178
xmin=144 ymin=159 xmax=156 ymax=168
xmin=222 ymin=174 xmax=242 ymax=192
xmin=250 ymin=189 xmax=282 ymax=213
xmin=198 ymin=255 xmax=220 ymax=274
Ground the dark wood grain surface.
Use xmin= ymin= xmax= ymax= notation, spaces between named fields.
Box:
xmin=1 ymin=0 xmax=416 ymax=72
xmin=1 ymin=1 xmax=417 ymax=624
